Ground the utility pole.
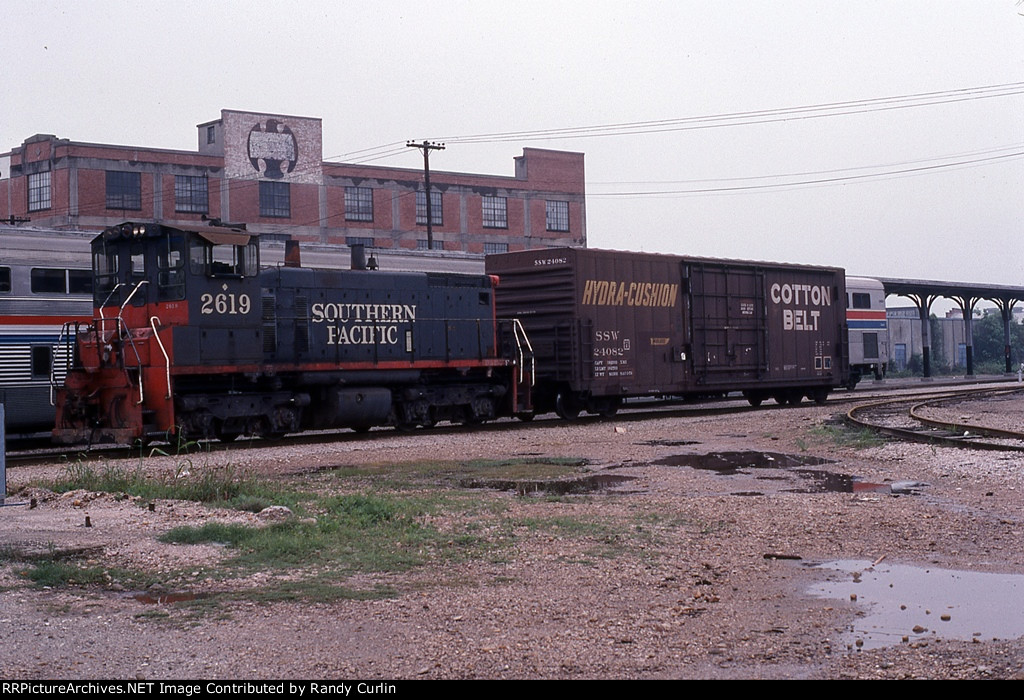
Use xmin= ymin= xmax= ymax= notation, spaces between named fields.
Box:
xmin=406 ymin=140 xmax=445 ymax=251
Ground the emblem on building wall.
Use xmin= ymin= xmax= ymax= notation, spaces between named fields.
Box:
xmin=247 ymin=120 xmax=298 ymax=179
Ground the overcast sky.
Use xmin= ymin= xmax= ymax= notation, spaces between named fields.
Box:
xmin=4 ymin=0 xmax=1023 ymax=304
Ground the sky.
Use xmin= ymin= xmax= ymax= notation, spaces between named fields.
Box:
xmin=3 ymin=0 xmax=1023 ymax=307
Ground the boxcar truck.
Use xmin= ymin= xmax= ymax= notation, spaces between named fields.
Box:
xmin=485 ymin=247 xmax=849 ymax=418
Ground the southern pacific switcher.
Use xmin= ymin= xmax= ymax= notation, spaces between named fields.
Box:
xmin=53 ymin=223 xmax=534 ymax=444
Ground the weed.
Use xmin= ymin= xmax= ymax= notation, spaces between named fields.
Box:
xmin=44 ymin=459 xmax=297 ymax=512
xmin=808 ymin=422 xmax=887 ymax=449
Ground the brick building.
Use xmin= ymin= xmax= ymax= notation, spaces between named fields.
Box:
xmin=0 ymin=109 xmax=586 ymax=254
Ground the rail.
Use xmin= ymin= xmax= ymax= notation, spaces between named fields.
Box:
xmin=846 ymin=387 xmax=1024 ymax=451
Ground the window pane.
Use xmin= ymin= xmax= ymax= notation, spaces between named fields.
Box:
xmin=863 ymin=332 xmax=878 ymax=359
xmin=344 ymin=186 xmax=373 ymax=222
xmin=0 ymin=267 xmax=10 ymax=293
xmin=415 ymin=190 xmax=442 ymax=226
xmin=482 ymin=196 xmax=507 ymax=229
xmin=68 ymin=270 xmax=93 ymax=295
xmin=31 ymin=346 xmax=53 ymax=379
xmin=545 ymin=200 xmax=569 ymax=232
xmin=28 ymin=171 xmax=52 ymax=212
xmin=31 ymin=268 xmax=66 ymax=293
xmin=259 ymin=181 xmax=290 ymax=218
xmin=174 ymin=175 xmax=209 ymax=213
xmin=483 ymin=242 xmax=508 ymax=255
xmin=106 ymin=171 xmax=142 ymax=210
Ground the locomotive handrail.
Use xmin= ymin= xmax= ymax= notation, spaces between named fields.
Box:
xmin=150 ymin=316 xmax=171 ymax=399
xmin=97 ymin=282 xmax=125 ymax=320
xmin=92 ymin=313 xmax=146 ymax=406
xmin=49 ymin=320 xmax=81 ymax=405
xmin=511 ymin=318 xmax=535 ymax=387
xmin=118 ymin=280 xmax=149 ymax=318
xmin=117 ymin=281 xmax=150 ymax=405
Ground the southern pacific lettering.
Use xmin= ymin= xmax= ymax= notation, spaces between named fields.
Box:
xmin=581 ymin=280 xmax=679 ymax=307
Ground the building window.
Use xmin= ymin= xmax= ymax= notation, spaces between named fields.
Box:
xmin=346 ymin=236 xmax=374 ymax=248
xmin=416 ymin=190 xmax=442 ymax=226
xmin=545 ymin=200 xmax=569 ymax=232
xmin=482 ymin=196 xmax=507 ymax=229
xmin=345 ymin=186 xmax=373 ymax=222
xmin=106 ymin=171 xmax=142 ymax=210
xmin=174 ymin=175 xmax=209 ymax=213
xmin=207 ymin=125 xmax=216 ymax=145
xmin=28 ymin=171 xmax=51 ymax=212
xmin=484 ymin=242 xmax=508 ymax=255
xmin=259 ymin=181 xmax=290 ymax=218
xmin=417 ymin=239 xmax=444 ymax=251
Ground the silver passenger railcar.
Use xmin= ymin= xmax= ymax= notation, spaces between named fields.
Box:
xmin=845 ymin=276 xmax=889 ymax=388
xmin=0 ymin=227 xmax=93 ymax=435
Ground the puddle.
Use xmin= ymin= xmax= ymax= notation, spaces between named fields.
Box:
xmin=639 ymin=439 xmax=702 ymax=447
xmin=654 ymin=451 xmax=833 ymax=474
xmin=460 ymin=473 xmax=637 ymax=495
xmin=807 ymin=560 xmax=1024 ymax=650
xmin=653 ymin=451 xmax=927 ymax=496
xmin=132 ymin=592 xmax=211 ymax=605
xmin=785 ymin=472 xmax=929 ymax=495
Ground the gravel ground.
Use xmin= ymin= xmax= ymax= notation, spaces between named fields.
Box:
xmin=2 ymin=393 xmax=1023 ymax=680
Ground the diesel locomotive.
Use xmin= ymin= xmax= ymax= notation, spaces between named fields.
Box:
xmin=53 ymin=222 xmax=534 ymax=444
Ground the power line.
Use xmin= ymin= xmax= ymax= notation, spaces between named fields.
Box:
xmin=432 ymin=81 xmax=1024 ymax=145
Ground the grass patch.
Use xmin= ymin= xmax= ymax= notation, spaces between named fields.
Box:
xmin=161 ymin=492 xmax=487 ymax=575
xmin=327 ymin=457 xmax=588 ymax=490
xmin=45 ymin=460 xmax=298 ymax=512
xmin=809 ymin=421 xmax=888 ymax=449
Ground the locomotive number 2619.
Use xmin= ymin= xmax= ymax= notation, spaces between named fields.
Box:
xmin=200 ymin=292 xmax=252 ymax=315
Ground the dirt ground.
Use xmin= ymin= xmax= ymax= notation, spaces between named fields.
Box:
xmin=2 ymin=396 xmax=1023 ymax=680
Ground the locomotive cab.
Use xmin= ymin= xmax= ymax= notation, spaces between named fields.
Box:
xmin=56 ymin=222 xmax=261 ymax=444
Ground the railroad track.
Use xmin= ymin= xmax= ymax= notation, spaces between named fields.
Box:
xmin=9 ymin=382 xmax=1022 ymax=467
xmin=846 ymin=387 xmax=1024 ymax=451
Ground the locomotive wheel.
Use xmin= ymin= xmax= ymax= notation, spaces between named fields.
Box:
xmin=786 ymin=392 xmax=802 ymax=406
xmin=517 ymin=413 xmax=535 ymax=422
xmin=555 ymin=391 xmax=581 ymax=420
xmin=597 ymin=398 xmax=621 ymax=418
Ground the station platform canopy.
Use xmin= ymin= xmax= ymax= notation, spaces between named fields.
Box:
xmin=873 ymin=277 xmax=1023 ymax=376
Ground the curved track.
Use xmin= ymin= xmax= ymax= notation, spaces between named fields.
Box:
xmin=846 ymin=387 xmax=1024 ymax=451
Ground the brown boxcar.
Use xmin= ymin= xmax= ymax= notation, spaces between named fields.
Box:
xmin=485 ymin=247 xmax=848 ymax=418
